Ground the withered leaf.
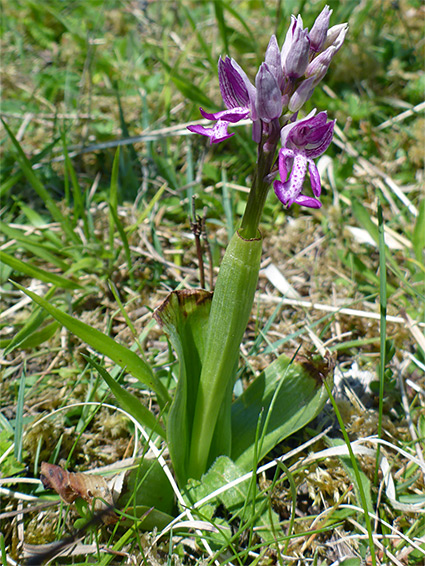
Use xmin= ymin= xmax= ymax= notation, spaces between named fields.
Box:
xmin=40 ymin=462 xmax=117 ymax=524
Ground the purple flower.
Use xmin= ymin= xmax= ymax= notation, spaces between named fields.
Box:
xmin=273 ymin=110 xmax=335 ymax=209
xmin=187 ymin=56 xmax=256 ymax=144
xmin=187 ymin=10 xmax=347 ymax=145
xmin=281 ymin=15 xmax=311 ymax=79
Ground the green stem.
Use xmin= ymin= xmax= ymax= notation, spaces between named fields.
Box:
xmin=239 ymin=137 xmax=279 ymax=239
xmin=188 ymin=230 xmax=262 ymax=479
xmin=187 ymin=130 xmax=280 ymax=480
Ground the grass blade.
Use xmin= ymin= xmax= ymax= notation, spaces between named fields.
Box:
xmin=63 ymin=134 xmax=90 ymax=238
xmin=83 ymin=355 xmax=165 ymax=438
xmin=321 ymin=380 xmax=377 ymax=566
xmin=14 ymin=367 xmax=26 ymax=462
xmin=413 ymin=198 xmax=425 ymax=263
xmin=2 ymin=118 xmax=80 ymax=245
xmin=0 ymin=250 xmax=81 ymax=289
xmin=375 ymin=196 xmax=387 ymax=483
xmin=213 ymin=0 xmax=228 ymax=54
xmin=12 ymin=282 xmax=171 ymax=406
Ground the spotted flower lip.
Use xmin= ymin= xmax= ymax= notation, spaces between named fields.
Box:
xmin=273 ymin=109 xmax=335 ymax=209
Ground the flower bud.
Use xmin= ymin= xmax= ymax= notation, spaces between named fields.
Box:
xmin=264 ymin=35 xmax=284 ymax=90
xmin=322 ymin=23 xmax=348 ymax=52
xmin=281 ymin=15 xmax=310 ymax=79
xmin=309 ymin=5 xmax=332 ymax=53
xmin=255 ymin=63 xmax=282 ymax=122
xmin=305 ymin=45 xmax=336 ymax=85
xmin=288 ymin=76 xmax=315 ymax=112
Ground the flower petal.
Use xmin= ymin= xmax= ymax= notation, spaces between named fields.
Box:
xmin=218 ymin=56 xmax=257 ymax=117
xmin=293 ymin=194 xmax=322 ymax=208
xmin=280 ymin=108 xmax=317 ymax=147
xmin=199 ymin=106 xmax=250 ymax=123
xmin=187 ymin=121 xmax=235 ymax=144
xmin=307 ymin=159 xmax=322 ymax=197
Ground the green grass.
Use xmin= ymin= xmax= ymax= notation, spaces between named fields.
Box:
xmin=1 ymin=0 xmax=424 ymax=564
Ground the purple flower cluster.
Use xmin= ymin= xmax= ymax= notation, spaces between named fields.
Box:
xmin=187 ymin=6 xmax=347 ymax=210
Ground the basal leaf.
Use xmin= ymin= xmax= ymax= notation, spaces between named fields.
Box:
xmin=232 ymin=353 xmax=334 ymax=471
xmin=117 ymin=457 xmax=175 ymax=518
xmin=186 ymin=455 xmax=279 ymax=543
xmin=154 ymin=289 xmax=212 ymax=486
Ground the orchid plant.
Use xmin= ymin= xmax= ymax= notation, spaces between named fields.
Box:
xmin=175 ymin=5 xmax=348 ymax=482
xmin=14 ymin=5 xmax=347 ymax=529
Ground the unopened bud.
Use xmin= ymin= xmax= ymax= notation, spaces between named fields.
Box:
xmin=309 ymin=5 xmax=332 ymax=53
xmin=255 ymin=63 xmax=283 ymax=122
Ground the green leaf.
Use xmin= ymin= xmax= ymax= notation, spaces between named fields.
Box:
xmin=186 ymin=456 xmax=279 ymax=543
xmin=0 ymin=250 xmax=81 ymax=290
xmin=413 ymin=198 xmax=425 ymax=263
xmin=154 ymin=289 xmax=212 ymax=486
xmin=12 ymin=282 xmax=170 ymax=405
xmin=14 ymin=321 xmax=60 ymax=350
xmin=117 ymin=457 xmax=175 ymax=519
xmin=2 ymin=118 xmax=80 ymax=245
xmin=84 ymin=356 xmax=165 ymax=438
xmin=0 ymin=221 xmax=69 ymax=272
xmin=231 ymin=353 xmax=333 ymax=471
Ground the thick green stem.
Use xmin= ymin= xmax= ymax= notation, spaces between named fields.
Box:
xmin=239 ymin=138 xmax=279 ymax=239
xmin=187 ymin=131 xmax=280 ymax=480
xmin=188 ymin=230 xmax=262 ymax=479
